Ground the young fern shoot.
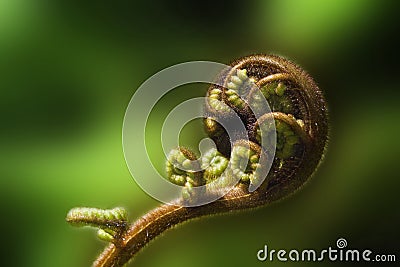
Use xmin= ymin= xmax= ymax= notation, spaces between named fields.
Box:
xmin=66 ymin=54 xmax=329 ymax=267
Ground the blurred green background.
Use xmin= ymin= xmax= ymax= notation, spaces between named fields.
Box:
xmin=1 ymin=0 xmax=399 ymax=266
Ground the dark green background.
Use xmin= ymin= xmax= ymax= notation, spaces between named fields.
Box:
xmin=1 ymin=0 xmax=399 ymax=266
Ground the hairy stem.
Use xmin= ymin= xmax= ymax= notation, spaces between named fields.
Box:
xmin=94 ymin=185 xmax=266 ymax=267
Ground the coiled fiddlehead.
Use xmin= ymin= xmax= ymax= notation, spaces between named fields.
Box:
xmin=67 ymin=54 xmax=328 ymax=266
